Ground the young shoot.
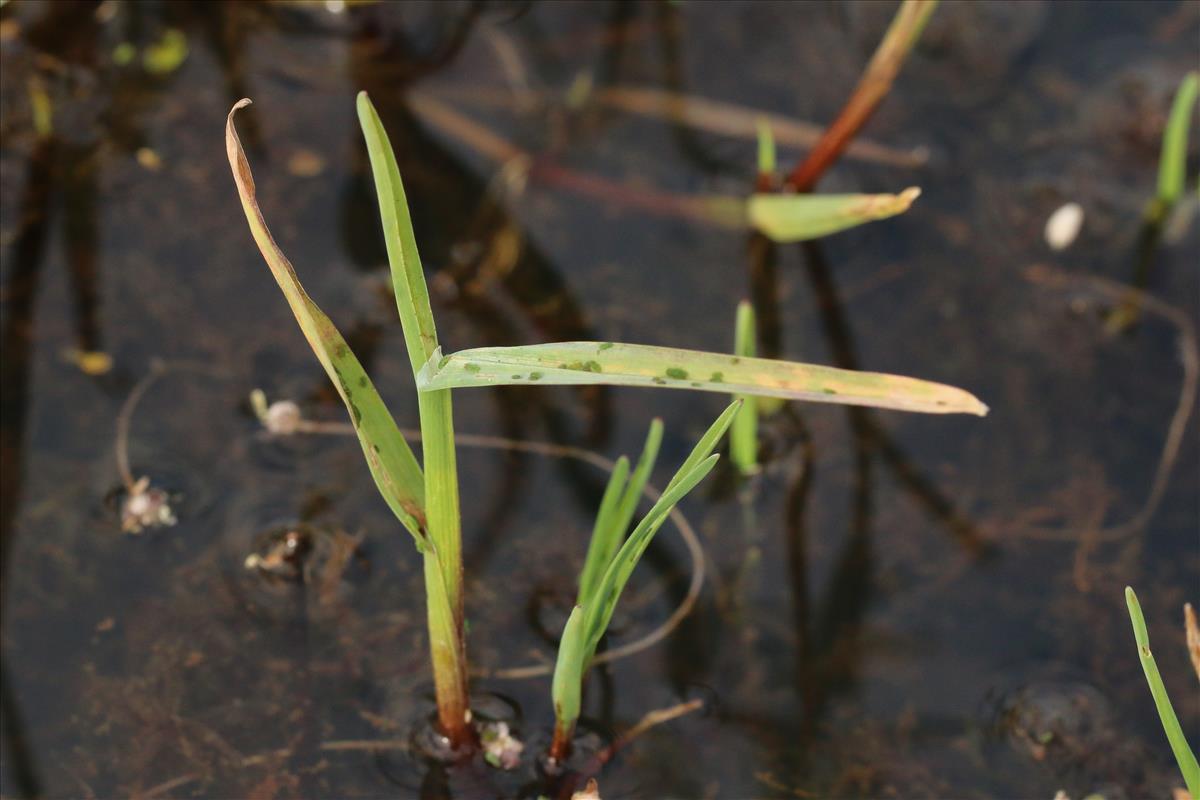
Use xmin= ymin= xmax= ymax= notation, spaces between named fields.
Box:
xmin=730 ymin=301 xmax=760 ymax=476
xmin=1124 ymin=587 xmax=1199 ymax=797
xmin=550 ymin=402 xmax=741 ymax=762
xmin=1149 ymin=71 xmax=1199 ymax=224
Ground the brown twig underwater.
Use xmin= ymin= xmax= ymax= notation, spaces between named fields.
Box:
xmin=430 ymin=84 xmax=928 ymax=169
xmin=785 ymin=0 xmax=939 ymax=192
xmin=1017 ymin=265 xmax=1197 ymax=543
xmin=562 ymin=699 xmax=704 ymax=795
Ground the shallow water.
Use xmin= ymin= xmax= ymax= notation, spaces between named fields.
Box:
xmin=1 ymin=2 xmax=1197 ymax=798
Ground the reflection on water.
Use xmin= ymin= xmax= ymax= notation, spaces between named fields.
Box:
xmin=1 ymin=1 xmax=1197 ymax=798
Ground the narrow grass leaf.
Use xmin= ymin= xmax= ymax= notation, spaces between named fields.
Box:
xmin=731 ymin=301 xmax=760 ymax=475
xmin=756 ymin=118 xmax=776 ymax=178
xmin=748 ymin=187 xmax=920 ymax=242
xmin=551 ymin=606 xmax=587 ymax=729
xmin=225 ymin=99 xmax=426 ymax=542
xmin=606 ymin=419 xmax=664 ymax=553
xmin=576 ymin=456 xmax=630 ymax=605
xmin=665 ymin=400 xmax=741 ymax=493
xmin=585 ymin=454 xmax=720 ymax=653
xmin=356 ymin=92 xmax=440 ymax=373
xmin=1125 ymin=586 xmax=1200 ymax=796
xmin=418 ymin=341 xmax=988 ymax=416
xmin=357 ymin=92 xmax=465 ymax=621
xmin=1157 ymin=72 xmax=1199 ymax=209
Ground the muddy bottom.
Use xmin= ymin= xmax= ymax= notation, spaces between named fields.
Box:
xmin=1 ymin=2 xmax=1197 ymax=798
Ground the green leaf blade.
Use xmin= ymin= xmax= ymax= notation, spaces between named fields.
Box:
xmin=748 ymin=187 xmax=920 ymax=242
xmin=551 ymin=606 xmax=588 ymax=731
xmin=418 ymin=341 xmax=987 ymax=416
xmin=225 ymin=99 xmax=426 ymax=542
xmin=584 ymin=453 xmax=721 ymax=654
xmin=577 ymin=456 xmax=631 ymax=605
xmin=665 ymin=400 xmax=742 ymax=493
xmin=606 ymin=419 xmax=664 ymax=547
xmin=1125 ymin=586 xmax=1200 ymax=796
xmin=756 ymin=117 xmax=777 ymax=178
xmin=357 ymin=92 xmax=466 ymax=638
xmin=1157 ymin=72 xmax=1200 ymax=209
xmin=356 ymin=92 xmax=441 ymax=374
xmin=731 ymin=301 xmax=760 ymax=475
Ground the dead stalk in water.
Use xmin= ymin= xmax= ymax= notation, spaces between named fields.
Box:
xmin=785 ymin=0 xmax=939 ymax=191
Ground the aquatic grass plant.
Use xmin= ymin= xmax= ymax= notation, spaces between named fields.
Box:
xmin=551 ymin=403 xmax=740 ymax=762
xmin=730 ymin=301 xmax=760 ymax=476
xmin=226 ymin=92 xmax=985 ymax=754
xmin=1124 ymin=586 xmax=1200 ymax=796
xmin=1149 ymin=71 xmax=1199 ymax=224
xmin=1105 ymin=71 xmax=1198 ymax=332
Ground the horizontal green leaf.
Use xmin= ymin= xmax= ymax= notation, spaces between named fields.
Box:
xmin=748 ymin=187 xmax=920 ymax=242
xmin=226 ymin=99 xmax=426 ymax=543
xmin=417 ymin=341 xmax=987 ymax=416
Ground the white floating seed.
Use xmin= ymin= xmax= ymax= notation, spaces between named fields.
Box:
xmin=1045 ymin=202 xmax=1084 ymax=251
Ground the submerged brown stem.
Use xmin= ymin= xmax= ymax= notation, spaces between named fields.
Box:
xmin=406 ymin=92 xmax=741 ymax=227
xmin=548 ymin=719 xmax=574 ymax=764
xmin=785 ymin=0 xmax=938 ymax=192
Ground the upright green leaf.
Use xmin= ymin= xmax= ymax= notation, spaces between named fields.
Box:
xmin=756 ymin=118 xmax=777 ymax=179
xmin=664 ymin=400 xmax=742 ymax=493
xmin=748 ymin=187 xmax=921 ymax=242
xmin=551 ymin=606 xmax=587 ymax=733
xmin=730 ymin=301 xmax=760 ymax=475
xmin=584 ymin=454 xmax=720 ymax=655
xmin=357 ymin=92 xmax=465 ymax=626
xmin=418 ymin=341 xmax=988 ymax=416
xmin=577 ymin=456 xmax=631 ymax=605
xmin=1125 ymin=587 xmax=1200 ymax=796
xmin=1157 ymin=72 xmax=1199 ymax=209
xmin=584 ymin=402 xmax=739 ymax=652
xmin=225 ymin=99 xmax=426 ymax=542
xmin=576 ymin=419 xmax=664 ymax=606
xmin=356 ymin=93 xmax=440 ymax=372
